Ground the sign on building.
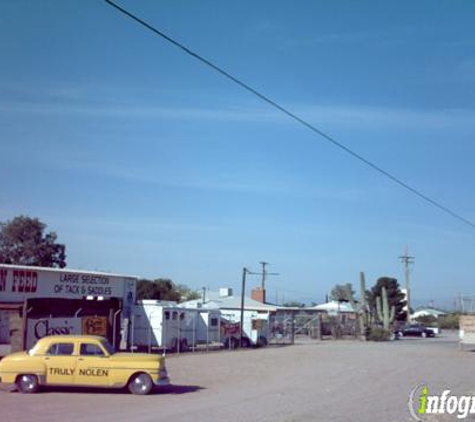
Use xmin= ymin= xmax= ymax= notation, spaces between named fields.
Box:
xmin=27 ymin=318 xmax=82 ymax=349
xmin=0 ymin=265 xmax=136 ymax=302
xmin=82 ymin=316 xmax=108 ymax=336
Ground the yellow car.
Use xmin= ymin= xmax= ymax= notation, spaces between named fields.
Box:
xmin=0 ymin=335 xmax=170 ymax=395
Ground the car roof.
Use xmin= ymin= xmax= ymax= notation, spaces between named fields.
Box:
xmin=38 ymin=335 xmax=106 ymax=342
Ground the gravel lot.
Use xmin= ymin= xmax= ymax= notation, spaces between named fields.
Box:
xmin=1 ymin=332 xmax=473 ymax=422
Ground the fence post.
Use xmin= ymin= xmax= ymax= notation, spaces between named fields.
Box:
xmin=177 ymin=312 xmax=181 ymax=354
xmin=192 ymin=311 xmax=196 ymax=353
xmin=318 ymin=313 xmax=323 ymax=340
xmin=290 ymin=311 xmax=295 ymax=344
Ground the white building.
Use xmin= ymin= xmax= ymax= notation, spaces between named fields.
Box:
xmin=312 ymin=300 xmax=355 ymax=315
xmin=412 ymin=308 xmax=447 ymax=320
xmin=180 ymin=288 xmax=276 ymax=347
xmin=0 ymin=264 xmax=137 ymax=355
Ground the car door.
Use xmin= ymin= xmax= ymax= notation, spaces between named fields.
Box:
xmin=43 ymin=341 xmax=76 ymax=385
xmin=75 ymin=342 xmax=111 ymax=387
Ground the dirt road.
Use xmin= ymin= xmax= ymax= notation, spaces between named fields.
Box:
xmin=1 ymin=332 xmax=471 ymax=422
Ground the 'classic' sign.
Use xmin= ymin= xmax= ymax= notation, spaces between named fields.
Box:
xmin=27 ymin=318 xmax=82 ymax=349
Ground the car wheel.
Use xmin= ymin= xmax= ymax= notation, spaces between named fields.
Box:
xmin=128 ymin=373 xmax=153 ymax=395
xmin=16 ymin=374 xmax=39 ymax=394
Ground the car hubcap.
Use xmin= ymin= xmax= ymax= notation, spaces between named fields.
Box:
xmin=20 ymin=375 xmax=35 ymax=392
xmin=133 ymin=375 xmax=149 ymax=393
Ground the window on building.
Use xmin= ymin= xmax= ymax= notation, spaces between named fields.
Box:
xmin=210 ymin=318 xmax=219 ymax=327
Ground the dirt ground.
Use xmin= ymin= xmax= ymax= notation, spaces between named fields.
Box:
xmin=1 ymin=331 xmax=473 ymax=422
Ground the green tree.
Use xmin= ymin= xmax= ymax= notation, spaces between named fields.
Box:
xmin=414 ymin=314 xmax=438 ymax=327
xmin=175 ymin=284 xmax=201 ymax=301
xmin=368 ymin=277 xmax=406 ymax=321
xmin=0 ymin=216 xmax=66 ymax=268
xmin=282 ymin=301 xmax=306 ymax=308
xmin=136 ymin=278 xmax=181 ymax=302
xmin=329 ymin=283 xmax=355 ymax=302
xmin=136 ymin=279 xmax=200 ymax=302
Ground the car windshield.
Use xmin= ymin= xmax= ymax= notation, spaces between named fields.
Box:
xmin=101 ymin=339 xmax=116 ymax=355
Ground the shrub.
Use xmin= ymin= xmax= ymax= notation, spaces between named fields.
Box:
xmin=438 ymin=313 xmax=460 ymax=329
xmin=414 ymin=315 xmax=438 ymax=327
xmin=367 ymin=327 xmax=391 ymax=341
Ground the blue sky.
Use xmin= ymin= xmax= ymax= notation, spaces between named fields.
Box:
xmin=1 ymin=1 xmax=475 ymax=308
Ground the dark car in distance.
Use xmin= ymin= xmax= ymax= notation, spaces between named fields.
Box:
xmin=399 ymin=324 xmax=435 ymax=338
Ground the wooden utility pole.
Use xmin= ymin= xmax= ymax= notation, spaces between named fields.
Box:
xmin=259 ymin=261 xmax=279 ymax=302
xmin=239 ymin=267 xmax=259 ymax=347
xmin=239 ymin=267 xmax=248 ymax=348
xmin=240 ymin=263 xmax=279 ymax=348
xmin=260 ymin=261 xmax=280 ymax=290
xmin=399 ymin=247 xmax=415 ymax=323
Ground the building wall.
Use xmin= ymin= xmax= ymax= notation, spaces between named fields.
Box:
xmin=0 ymin=265 xmax=137 ymax=354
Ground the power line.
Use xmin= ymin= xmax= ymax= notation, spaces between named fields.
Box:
xmin=104 ymin=0 xmax=475 ymax=231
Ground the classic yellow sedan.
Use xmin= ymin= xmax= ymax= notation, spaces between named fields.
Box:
xmin=0 ymin=335 xmax=170 ymax=395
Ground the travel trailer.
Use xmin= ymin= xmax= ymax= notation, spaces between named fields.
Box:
xmin=132 ymin=301 xmax=220 ymax=352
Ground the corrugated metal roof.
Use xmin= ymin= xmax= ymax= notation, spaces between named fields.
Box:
xmin=180 ymin=293 xmax=278 ymax=312
xmin=311 ymin=301 xmax=355 ymax=313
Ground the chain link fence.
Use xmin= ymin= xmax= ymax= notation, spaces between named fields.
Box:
xmin=270 ymin=310 xmax=361 ymax=344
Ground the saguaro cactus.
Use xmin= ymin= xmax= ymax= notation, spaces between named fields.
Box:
xmin=347 ymin=272 xmax=369 ymax=338
xmin=376 ymin=286 xmax=395 ymax=331
xmin=359 ymin=272 xmax=368 ymax=333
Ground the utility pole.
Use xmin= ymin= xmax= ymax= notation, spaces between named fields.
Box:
xmin=259 ymin=261 xmax=279 ymax=302
xmin=399 ymin=246 xmax=415 ymax=323
xmin=240 ymin=267 xmax=260 ymax=348
xmin=240 ymin=263 xmax=279 ymax=348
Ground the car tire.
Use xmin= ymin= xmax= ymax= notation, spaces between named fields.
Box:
xmin=128 ymin=373 xmax=153 ymax=395
xmin=16 ymin=374 xmax=39 ymax=394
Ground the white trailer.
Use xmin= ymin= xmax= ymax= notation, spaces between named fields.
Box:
xmin=132 ymin=301 xmax=220 ymax=352
xmin=220 ymin=309 xmax=270 ymax=348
